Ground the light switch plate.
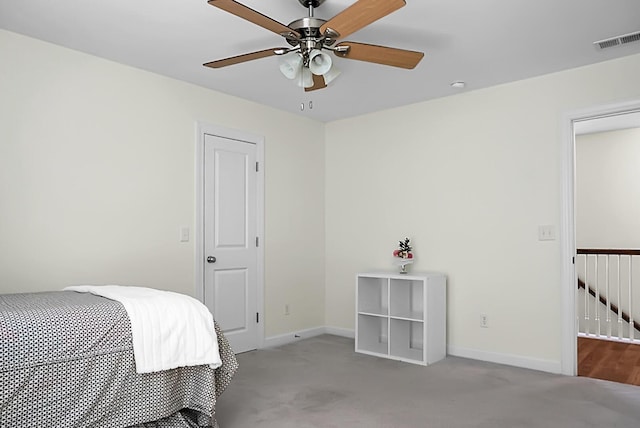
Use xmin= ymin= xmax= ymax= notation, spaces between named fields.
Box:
xmin=180 ymin=226 xmax=190 ymax=242
xmin=538 ymin=225 xmax=556 ymax=241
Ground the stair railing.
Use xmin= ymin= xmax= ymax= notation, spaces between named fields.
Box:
xmin=576 ymin=249 xmax=640 ymax=342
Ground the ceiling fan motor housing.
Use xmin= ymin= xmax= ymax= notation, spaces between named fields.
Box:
xmin=286 ymin=16 xmax=336 ymax=66
xmin=287 ymin=17 xmax=326 ymax=43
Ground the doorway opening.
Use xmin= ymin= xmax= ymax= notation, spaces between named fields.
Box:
xmin=561 ymin=101 xmax=640 ymax=378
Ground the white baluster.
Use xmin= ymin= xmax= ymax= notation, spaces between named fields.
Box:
xmin=606 ymin=255 xmax=611 ymax=338
xmin=630 ymin=255 xmax=634 ymax=342
xmin=605 ymin=255 xmax=611 ymax=338
xmin=584 ymin=254 xmax=589 ymax=335
xmin=617 ymin=255 xmax=623 ymax=340
xmin=595 ymin=255 xmax=600 ymax=337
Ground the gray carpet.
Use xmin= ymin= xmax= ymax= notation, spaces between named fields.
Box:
xmin=215 ymin=334 xmax=640 ymax=428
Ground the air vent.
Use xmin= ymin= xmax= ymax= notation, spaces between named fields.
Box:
xmin=621 ymin=32 xmax=640 ymax=44
xmin=594 ymin=30 xmax=640 ymax=49
xmin=596 ymin=39 xmax=620 ymax=49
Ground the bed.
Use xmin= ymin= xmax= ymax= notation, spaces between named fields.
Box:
xmin=0 ymin=290 xmax=238 ymax=428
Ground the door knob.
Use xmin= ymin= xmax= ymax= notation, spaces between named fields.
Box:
xmin=207 ymin=256 xmax=217 ymax=264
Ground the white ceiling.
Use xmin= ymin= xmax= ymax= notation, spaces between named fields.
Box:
xmin=1 ymin=0 xmax=640 ymax=122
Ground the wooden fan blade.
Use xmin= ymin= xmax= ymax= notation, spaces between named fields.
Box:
xmin=304 ymin=74 xmax=328 ymax=92
xmin=320 ymin=0 xmax=405 ymax=40
xmin=208 ymin=0 xmax=300 ymax=38
xmin=335 ymin=41 xmax=424 ymax=69
xmin=203 ymin=48 xmax=286 ymax=68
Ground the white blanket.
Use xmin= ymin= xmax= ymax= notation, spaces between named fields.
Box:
xmin=64 ymin=285 xmax=222 ymax=374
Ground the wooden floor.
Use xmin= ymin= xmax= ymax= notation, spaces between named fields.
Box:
xmin=578 ymin=336 xmax=640 ymax=386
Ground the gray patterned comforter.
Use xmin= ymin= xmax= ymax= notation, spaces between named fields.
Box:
xmin=0 ymin=291 xmax=238 ymax=428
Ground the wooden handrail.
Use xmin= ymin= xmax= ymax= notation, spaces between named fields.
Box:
xmin=577 ymin=249 xmax=640 ymax=256
xmin=577 ymin=278 xmax=640 ymax=333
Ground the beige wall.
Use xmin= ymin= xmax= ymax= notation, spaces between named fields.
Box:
xmin=576 ymin=128 xmax=640 ymax=248
xmin=0 ymin=29 xmax=325 ymax=337
xmin=324 ymin=53 xmax=640 ymax=365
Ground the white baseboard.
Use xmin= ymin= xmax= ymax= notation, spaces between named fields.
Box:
xmin=263 ymin=326 xmax=354 ymax=348
xmin=447 ymin=345 xmax=562 ymax=374
xmin=262 ymin=326 xmax=326 ymax=348
xmin=324 ymin=326 xmax=355 ymax=338
xmin=263 ymin=327 xmax=561 ymax=375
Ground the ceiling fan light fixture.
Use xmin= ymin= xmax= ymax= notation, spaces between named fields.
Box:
xmin=297 ymin=67 xmax=314 ymax=88
xmin=279 ymin=53 xmax=303 ymax=79
xmin=308 ymin=49 xmax=332 ymax=75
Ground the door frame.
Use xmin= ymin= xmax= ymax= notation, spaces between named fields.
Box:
xmin=195 ymin=121 xmax=265 ymax=349
xmin=560 ymin=99 xmax=640 ymax=376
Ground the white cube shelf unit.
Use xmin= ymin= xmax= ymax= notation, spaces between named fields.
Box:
xmin=356 ymin=272 xmax=446 ymax=365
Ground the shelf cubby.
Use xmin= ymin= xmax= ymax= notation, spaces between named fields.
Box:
xmin=356 ymin=314 xmax=389 ymax=355
xmin=390 ymin=278 xmax=424 ymax=320
xmin=390 ymin=319 xmax=424 ymax=362
xmin=357 ymin=276 xmax=388 ymax=316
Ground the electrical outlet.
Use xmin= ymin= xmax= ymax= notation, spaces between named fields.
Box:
xmin=480 ymin=313 xmax=489 ymax=328
xmin=285 ymin=304 xmax=290 ymax=316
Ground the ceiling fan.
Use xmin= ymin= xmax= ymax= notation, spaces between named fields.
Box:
xmin=203 ymin=0 xmax=424 ymax=92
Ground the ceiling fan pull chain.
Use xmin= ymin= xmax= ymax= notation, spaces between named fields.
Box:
xmin=299 ymin=101 xmax=313 ymax=111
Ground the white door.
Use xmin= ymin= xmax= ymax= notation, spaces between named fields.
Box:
xmin=203 ymin=134 xmax=258 ymax=353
